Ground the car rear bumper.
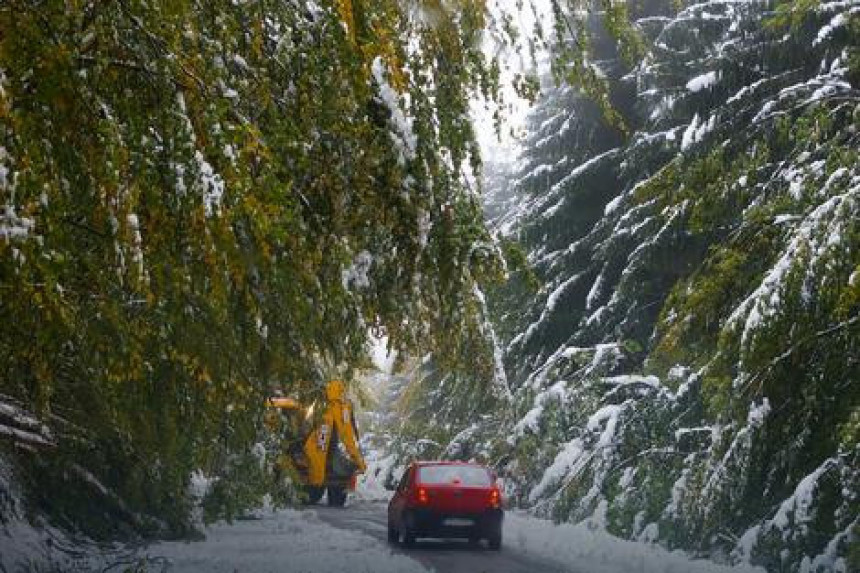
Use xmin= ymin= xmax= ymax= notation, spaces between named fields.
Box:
xmin=406 ymin=508 xmax=503 ymax=539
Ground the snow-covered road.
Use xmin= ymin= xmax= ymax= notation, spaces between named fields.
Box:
xmin=147 ymin=505 xmax=427 ymax=573
xmin=315 ymin=500 xmax=572 ymax=573
xmin=147 ymin=501 xmax=571 ymax=573
xmin=147 ymin=499 xmax=765 ymax=573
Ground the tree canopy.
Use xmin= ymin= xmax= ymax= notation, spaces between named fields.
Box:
xmin=0 ymin=0 xmax=505 ymax=533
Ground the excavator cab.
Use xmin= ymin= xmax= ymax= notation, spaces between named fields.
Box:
xmin=266 ymin=380 xmax=366 ymax=507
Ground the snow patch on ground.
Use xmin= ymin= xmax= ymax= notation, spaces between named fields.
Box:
xmin=149 ymin=508 xmax=427 ymax=573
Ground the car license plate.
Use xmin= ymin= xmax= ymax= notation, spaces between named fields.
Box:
xmin=443 ymin=518 xmax=474 ymax=527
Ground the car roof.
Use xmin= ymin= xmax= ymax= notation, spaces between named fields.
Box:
xmin=412 ymin=460 xmax=488 ymax=468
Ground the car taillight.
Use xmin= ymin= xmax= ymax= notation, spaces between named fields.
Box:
xmin=489 ymin=488 xmax=501 ymax=509
xmin=416 ymin=487 xmax=429 ymax=504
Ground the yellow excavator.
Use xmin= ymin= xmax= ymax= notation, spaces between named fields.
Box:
xmin=266 ymin=380 xmax=366 ymax=506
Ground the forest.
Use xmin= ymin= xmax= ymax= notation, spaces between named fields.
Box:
xmin=1 ymin=1 xmax=859 ymax=572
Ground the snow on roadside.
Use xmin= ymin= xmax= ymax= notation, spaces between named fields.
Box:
xmin=1 ymin=454 xmax=130 ymax=572
xmin=354 ymin=449 xmax=398 ymax=502
xmin=506 ymin=511 xmax=766 ymax=573
xmin=353 ymin=339 xmax=402 ymax=502
xmin=148 ymin=507 xmax=427 ymax=573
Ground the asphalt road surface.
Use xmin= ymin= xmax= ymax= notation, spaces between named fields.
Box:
xmin=314 ymin=500 xmax=577 ymax=573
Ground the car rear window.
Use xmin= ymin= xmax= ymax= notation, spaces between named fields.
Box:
xmin=417 ymin=465 xmax=492 ymax=486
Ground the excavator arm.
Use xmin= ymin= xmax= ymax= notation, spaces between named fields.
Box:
xmin=331 ymin=400 xmax=366 ymax=473
xmin=303 ymin=412 xmax=332 ymax=486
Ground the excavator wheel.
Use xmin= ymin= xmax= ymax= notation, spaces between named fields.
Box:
xmin=327 ymin=486 xmax=348 ymax=507
xmin=302 ymin=486 xmax=325 ymax=505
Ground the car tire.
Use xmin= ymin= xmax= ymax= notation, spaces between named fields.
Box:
xmin=327 ymin=486 xmax=347 ymax=507
xmin=387 ymin=523 xmax=398 ymax=543
xmin=400 ymin=512 xmax=417 ymax=547
xmin=488 ymin=531 xmax=502 ymax=551
xmin=302 ymin=486 xmax=325 ymax=505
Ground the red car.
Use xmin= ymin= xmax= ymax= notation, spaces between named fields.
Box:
xmin=386 ymin=461 xmax=503 ymax=550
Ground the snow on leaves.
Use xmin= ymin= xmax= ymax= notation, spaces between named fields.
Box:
xmin=0 ymin=206 xmax=34 ymax=242
xmin=0 ymin=0 xmax=508 ymax=541
xmin=726 ymin=180 xmax=860 ymax=362
xmin=482 ymin=1 xmax=860 ymax=570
